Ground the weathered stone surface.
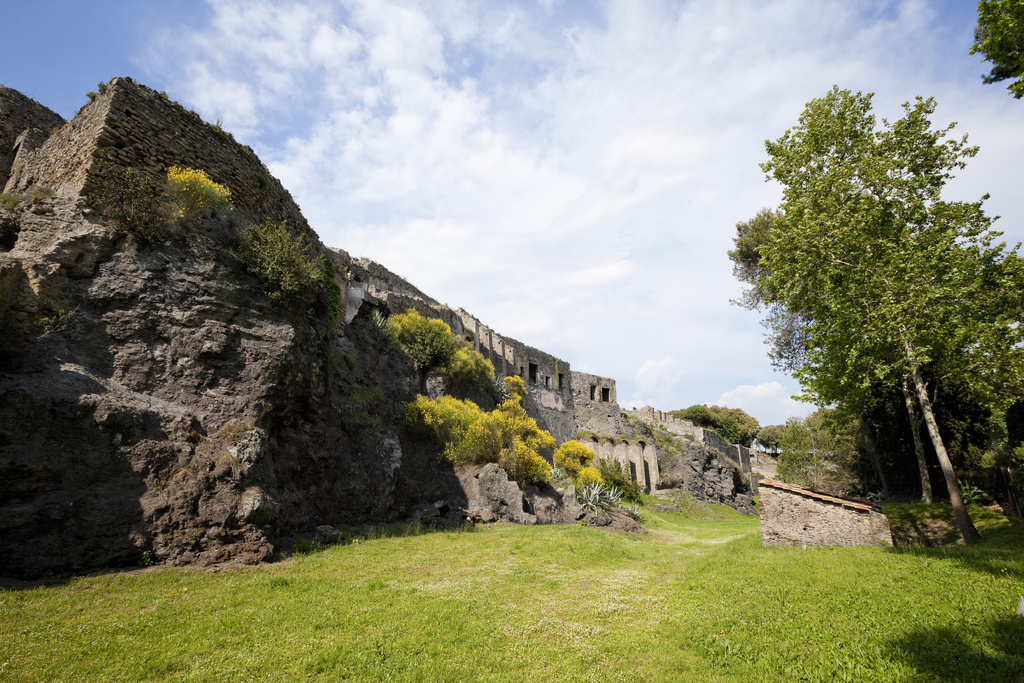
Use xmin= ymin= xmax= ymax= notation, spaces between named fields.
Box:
xmin=585 ymin=508 xmax=612 ymax=527
xmin=656 ymin=438 xmax=756 ymax=514
xmin=0 ymin=86 xmax=65 ymax=192
xmin=759 ymin=480 xmax=893 ymax=548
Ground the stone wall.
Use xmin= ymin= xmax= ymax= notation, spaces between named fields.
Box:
xmin=759 ymin=479 xmax=893 ymax=548
xmin=455 ymin=309 xmax=576 ymax=446
xmin=571 ymin=370 xmax=628 ymax=436
xmin=3 ymin=78 xmax=317 ymax=245
xmin=576 ymin=435 xmax=659 ymax=492
xmin=729 ymin=444 xmax=751 ymax=473
xmin=0 ymin=86 xmax=66 ymax=193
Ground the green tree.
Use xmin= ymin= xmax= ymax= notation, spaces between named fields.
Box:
xmin=972 ymin=0 xmax=1024 ymax=99
xmin=759 ymin=87 xmax=1024 ymax=543
xmin=756 ymin=424 xmax=784 ymax=456
xmin=388 ymin=309 xmax=458 ymax=393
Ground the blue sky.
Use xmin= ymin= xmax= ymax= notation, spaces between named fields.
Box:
xmin=4 ymin=1 xmax=1021 ymax=426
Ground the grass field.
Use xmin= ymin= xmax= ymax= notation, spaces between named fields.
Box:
xmin=1 ymin=503 xmax=1022 ymax=682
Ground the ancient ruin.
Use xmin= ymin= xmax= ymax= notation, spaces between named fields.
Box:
xmin=758 ymin=479 xmax=893 ymax=548
xmin=0 ymin=78 xmax=760 ymax=578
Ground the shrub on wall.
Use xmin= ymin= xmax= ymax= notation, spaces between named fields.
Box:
xmin=88 ymin=159 xmax=166 ymax=241
xmin=166 ymin=166 xmax=232 ymax=220
xmin=575 ymin=467 xmax=603 ymax=488
xmin=553 ymin=441 xmax=595 ymax=480
xmin=405 ymin=376 xmax=554 ymax=486
xmin=388 ymin=309 xmax=458 ymax=392
xmin=446 ymin=340 xmax=496 ymax=393
xmin=596 ymin=458 xmax=644 ymax=504
xmin=234 ymin=219 xmax=324 ymax=302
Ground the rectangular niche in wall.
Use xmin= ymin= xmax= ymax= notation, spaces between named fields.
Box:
xmin=558 ymin=373 xmax=564 ymax=390
xmin=529 ymin=363 xmax=538 ymax=383
xmin=590 ymin=385 xmax=597 ymax=400
xmin=601 ymin=387 xmax=610 ymax=402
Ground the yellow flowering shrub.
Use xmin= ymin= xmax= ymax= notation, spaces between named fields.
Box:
xmin=575 ymin=466 xmax=603 ymax=488
xmin=405 ymin=385 xmax=554 ymax=486
xmin=553 ymin=441 xmax=596 ymax=479
xmin=166 ymin=166 xmax=232 ymax=219
xmin=446 ymin=340 xmax=495 ymax=392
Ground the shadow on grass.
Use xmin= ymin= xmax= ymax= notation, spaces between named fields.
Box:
xmin=889 ymin=617 xmax=1024 ymax=683
xmin=885 ymin=503 xmax=1024 ymax=581
xmin=292 ymin=519 xmax=477 ymax=556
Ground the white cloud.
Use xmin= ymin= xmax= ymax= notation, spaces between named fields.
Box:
xmin=138 ymin=0 xmax=1024 ymax=413
xmin=623 ymin=357 xmax=683 ymax=409
xmin=715 ymin=382 xmax=813 ymax=426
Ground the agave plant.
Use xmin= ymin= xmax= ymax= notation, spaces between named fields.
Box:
xmin=625 ymin=503 xmax=645 ymax=522
xmin=550 ymin=466 xmax=567 ymax=481
xmin=603 ymin=485 xmax=623 ymax=507
xmin=578 ymin=482 xmax=606 ymax=511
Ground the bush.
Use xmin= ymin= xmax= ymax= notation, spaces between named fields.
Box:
xmin=576 ymin=467 xmax=603 ymax=488
xmin=596 ymin=458 xmax=644 ymax=504
xmin=234 ymin=219 xmax=324 ymax=302
xmin=166 ymin=166 xmax=232 ymax=220
xmin=388 ymin=309 xmax=458 ymax=392
xmin=404 ymin=381 xmax=554 ymax=487
xmin=88 ymin=160 xmax=165 ymax=240
xmin=446 ymin=340 xmax=495 ymax=393
xmin=0 ymin=193 xmax=19 ymax=211
xmin=321 ymin=262 xmax=341 ymax=327
xmin=960 ymin=484 xmax=994 ymax=506
xmin=553 ymin=441 xmax=595 ymax=480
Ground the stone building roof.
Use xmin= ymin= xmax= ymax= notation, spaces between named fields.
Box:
xmin=758 ymin=479 xmax=880 ymax=512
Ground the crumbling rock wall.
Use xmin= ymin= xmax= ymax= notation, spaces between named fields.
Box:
xmin=656 ymin=438 xmax=756 ymax=514
xmin=0 ymin=85 xmax=65 ymax=192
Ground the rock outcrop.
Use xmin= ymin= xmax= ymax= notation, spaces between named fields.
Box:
xmin=656 ymin=438 xmax=757 ymax=515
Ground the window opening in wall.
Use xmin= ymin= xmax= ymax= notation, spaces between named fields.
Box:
xmin=558 ymin=373 xmax=564 ymax=390
xmin=601 ymin=387 xmax=610 ymax=402
xmin=528 ymin=363 xmax=538 ymax=383
xmin=629 ymin=462 xmax=637 ymax=482
xmin=519 ymin=366 xmax=524 ymax=377
xmin=590 ymin=385 xmax=596 ymax=400
xmin=643 ymin=461 xmax=651 ymax=493
xmin=544 ymin=376 xmax=550 ymax=388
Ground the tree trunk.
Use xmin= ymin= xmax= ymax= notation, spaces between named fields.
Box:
xmin=859 ymin=407 xmax=890 ymax=497
xmin=901 ymin=376 xmax=933 ymax=504
xmin=908 ymin=356 xmax=982 ymax=544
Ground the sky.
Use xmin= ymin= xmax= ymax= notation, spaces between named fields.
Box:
xmin=4 ymin=0 xmax=1022 ymax=426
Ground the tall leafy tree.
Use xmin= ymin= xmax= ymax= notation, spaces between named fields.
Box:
xmin=972 ymin=0 xmax=1024 ymax=99
xmin=759 ymin=87 xmax=1024 ymax=544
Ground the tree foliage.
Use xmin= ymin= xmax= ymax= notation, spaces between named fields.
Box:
xmin=756 ymin=424 xmax=784 ymax=455
xmin=972 ymin=0 xmax=1024 ymax=99
xmin=672 ymin=404 xmax=760 ymax=447
xmin=758 ymin=86 xmax=1024 ymax=542
xmin=777 ymin=410 xmax=859 ymax=491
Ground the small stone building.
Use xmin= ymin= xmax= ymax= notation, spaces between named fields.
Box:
xmin=759 ymin=479 xmax=893 ymax=548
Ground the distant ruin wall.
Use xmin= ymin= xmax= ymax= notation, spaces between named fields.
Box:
xmin=571 ymin=370 xmax=626 ymax=436
xmin=577 ymin=436 xmax=659 ymax=492
xmin=0 ymin=86 xmax=66 ymax=192
xmin=454 ymin=309 xmax=576 ymax=446
xmin=729 ymin=444 xmax=751 ymax=473
xmin=759 ymin=480 xmax=893 ymax=548
xmin=4 ymin=78 xmax=316 ymax=244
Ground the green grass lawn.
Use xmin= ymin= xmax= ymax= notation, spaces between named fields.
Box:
xmin=2 ymin=504 xmax=1022 ymax=682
